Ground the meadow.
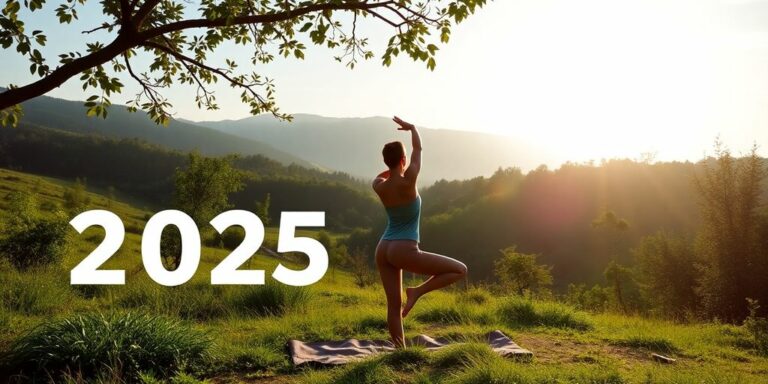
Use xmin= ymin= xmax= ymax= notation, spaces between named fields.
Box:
xmin=1 ymin=167 xmax=767 ymax=383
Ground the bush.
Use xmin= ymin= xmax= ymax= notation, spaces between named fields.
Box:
xmin=0 ymin=193 xmax=69 ymax=270
xmin=220 ymin=226 xmax=245 ymax=250
xmin=744 ymin=299 xmax=768 ymax=355
xmin=497 ymin=296 xmax=592 ymax=330
xmin=565 ymin=283 xmax=610 ymax=313
xmin=4 ymin=312 xmax=211 ymax=381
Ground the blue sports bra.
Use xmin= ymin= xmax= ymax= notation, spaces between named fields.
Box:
xmin=381 ymin=195 xmax=421 ymax=242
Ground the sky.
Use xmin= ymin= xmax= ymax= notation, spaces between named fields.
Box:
xmin=2 ymin=0 xmax=768 ymax=168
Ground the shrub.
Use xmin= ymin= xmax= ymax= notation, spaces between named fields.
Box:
xmin=220 ymin=226 xmax=245 ymax=250
xmin=349 ymin=250 xmax=376 ymax=288
xmin=744 ymin=299 xmax=768 ymax=355
xmin=497 ymin=296 xmax=592 ymax=330
xmin=565 ymin=283 xmax=611 ymax=312
xmin=0 ymin=193 xmax=69 ymax=270
xmin=4 ymin=312 xmax=211 ymax=381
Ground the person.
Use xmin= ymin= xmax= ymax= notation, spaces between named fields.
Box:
xmin=372 ymin=116 xmax=468 ymax=348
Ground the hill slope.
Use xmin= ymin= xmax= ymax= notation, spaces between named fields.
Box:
xmin=194 ymin=114 xmax=541 ymax=183
xmin=0 ymin=124 xmax=380 ymax=230
xmin=15 ymin=93 xmax=314 ymax=168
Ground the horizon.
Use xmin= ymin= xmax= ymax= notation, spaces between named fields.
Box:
xmin=3 ymin=0 xmax=768 ymax=170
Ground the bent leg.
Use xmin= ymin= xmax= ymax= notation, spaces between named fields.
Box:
xmin=375 ymin=240 xmax=405 ymax=347
xmin=386 ymin=242 xmax=467 ymax=317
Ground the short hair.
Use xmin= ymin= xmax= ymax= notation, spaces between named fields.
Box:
xmin=382 ymin=141 xmax=405 ymax=168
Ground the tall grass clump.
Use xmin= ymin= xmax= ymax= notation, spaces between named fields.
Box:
xmin=380 ymin=347 xmax=430 ymax=371
xmin=3 ymin=312 xmax=211 ymax=381
xmin=457 ymin=286 xmax=492 ymax=305
xmin=497 ymin=296 xmax=592 ymax=330
xmin=609 ymin=335 xmax=678 ymax=354
xmin=431 ymin=343 xmax=499 ymax=371
xmin=228 ymin=283 xmax=312 ymax=316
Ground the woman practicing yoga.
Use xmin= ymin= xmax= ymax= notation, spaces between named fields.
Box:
xmin=372 ymin=116 xmax=468 ymax=347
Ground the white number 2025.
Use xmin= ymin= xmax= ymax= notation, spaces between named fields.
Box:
xmin=69 ymin=210 xmax=328 ymax=287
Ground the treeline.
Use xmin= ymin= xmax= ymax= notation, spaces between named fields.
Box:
xmin=342 ymin=148 xmax=767 ymax=321
xmin=0 ymin=124 xmax=380 ymax=230
xmin=416 ymin=160 xmax=707 ymax=286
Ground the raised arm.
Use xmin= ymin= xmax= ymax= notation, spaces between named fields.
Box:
xmin=393 ymin=116 xmax=422 ymax=182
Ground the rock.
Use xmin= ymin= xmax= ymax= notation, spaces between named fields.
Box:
xmin=652 ymin=353 xmax=676 ymax=364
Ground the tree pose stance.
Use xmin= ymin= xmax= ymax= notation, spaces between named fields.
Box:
xmin=372 ymin=116 xmax=468 ymax=347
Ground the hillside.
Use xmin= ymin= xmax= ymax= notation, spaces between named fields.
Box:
xmin=0 ymin=123 xmax=381 ymax=230
xmin=193 ymin=114 xmax=541 ymax=184
xmin=14 ymin=92 xmax=315 ymax=168
xmin=1 ymin=168 xmax=767 ymax=383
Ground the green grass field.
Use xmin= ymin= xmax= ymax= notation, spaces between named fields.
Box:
xmin=1 ymin=168 xmax=767 ymax=383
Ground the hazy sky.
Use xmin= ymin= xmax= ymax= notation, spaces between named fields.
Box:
xmin=2 ymin=0 xmax=768 ymax=167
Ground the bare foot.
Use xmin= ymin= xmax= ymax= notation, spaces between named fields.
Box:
xmin=402 ymin=287 xmax=421 ymax=318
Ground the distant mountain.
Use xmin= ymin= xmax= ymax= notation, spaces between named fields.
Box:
xmin=15 ymin=93 xmax=314 ymax=168
xmin=193 ymin=114 xmax=540 ymax=183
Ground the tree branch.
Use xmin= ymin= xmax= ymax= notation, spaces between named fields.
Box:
xmin=0 ymin=0 xmax=428 ymax=112
xmin=142 ymin=41 xmax=266 ymax=105
xmin=139 ymin=1 xmax=395 ymax=40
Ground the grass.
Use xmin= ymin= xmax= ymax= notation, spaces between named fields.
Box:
xmin=1 ymin=168 xmax=768 ymax=383
xmin=497 ymin=295 xmax=593 ymax=330
xmin=4 ymin=312 xmax=211 ymax=381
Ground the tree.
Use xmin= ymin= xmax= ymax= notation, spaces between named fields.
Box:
xmin=493 ymin=246 xmax=552 ymax=296
xmin=0 ymin=0 xmax=490 ymax=126
xmin=349 ymin=247 xmax=375 ymax=288
xmin=62 ymin=177 xmax=91 ymax=214
xmin=166 ymin=152 xmax=243 ymax=268
xmin=694 ymin=141 xmax=766 ymax=321
xmin=173 ymin=152 xmax=243 ymax=225
xmin=632 ymin=231 xmax=698 ymax=318
xmin=254 ymin=193 xmax=271 ymax=226
xmin=565 ymin=283 xmax=610 ymax=313
xmin=603 ymin=260 xmax=630 ymax=314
